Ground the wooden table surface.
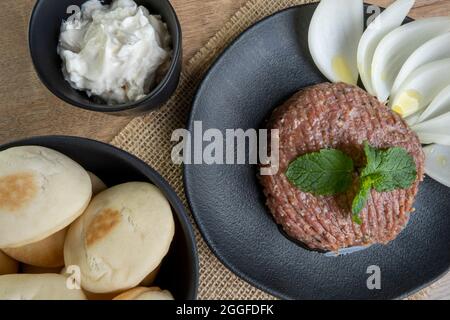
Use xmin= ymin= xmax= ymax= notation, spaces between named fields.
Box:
xmin=0 ymin=0 xmax=449 ymax=299
xmin=1 ymin=0 xmax=449 ymax=145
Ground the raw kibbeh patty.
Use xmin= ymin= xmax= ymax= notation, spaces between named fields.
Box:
xmin=259 ymin=82 xmax=425 ymax=252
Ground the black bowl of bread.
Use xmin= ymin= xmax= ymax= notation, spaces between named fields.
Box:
xmin=0 ymin=136 xmax=198 ymax=300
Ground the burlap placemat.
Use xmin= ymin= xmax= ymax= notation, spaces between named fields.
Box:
xmin=111 ymin=0 xmax=430 ymax=300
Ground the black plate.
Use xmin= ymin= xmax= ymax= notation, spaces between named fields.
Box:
xmin=0 ymin=136 xmax=199 ymax=300
xmin=184 ymin=3 xmax=450 ymax=299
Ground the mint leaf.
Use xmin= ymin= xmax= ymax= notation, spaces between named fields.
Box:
xmin=352 ymin=176 xmax=373 ymax=216
xmin=361 ymin=142 xmax=383 ymax=175
xmin=286 ymin=149 xmax=354 ymax=196
xmin=361 ymin=142 xmax=417 ymax=192
xmin=351 ymin=142 xmax=417 ymax=219
xmin=285 ymin=143 xmax=417 ymax=225
xmin=352 ymin=213 xmax=363 ymax=225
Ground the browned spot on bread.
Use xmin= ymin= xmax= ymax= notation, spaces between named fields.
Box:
xmin=0 ymin=172 xmax=37 ymax=212
xmin=86 ymin=208 xmax=121 ymax=246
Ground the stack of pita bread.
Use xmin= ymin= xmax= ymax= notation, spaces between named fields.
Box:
xmin=0 ymin=146 xmax=175 ymax=300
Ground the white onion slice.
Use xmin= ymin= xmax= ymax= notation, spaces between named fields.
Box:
xmin=308 ymin=0 xmax=363 ymax=85
xmin=405 ymin=113 xmax=421 ymax=126
xmin=423 ymin=144 xmax=450 ymax=188
xmin=392 ymin=33 xmax=450 ymax=95
xmin=417 ymin=84 xmax=450 ymax=123
xmin=413 ymin=111 xmax=450 ymax=145
xmin=389 ymin=58 xmax=450 ymax=118
xmin=371 ymin=17 xmax=450 ymax=102
xmin=357 ymin=0 xmax=414 ymax=95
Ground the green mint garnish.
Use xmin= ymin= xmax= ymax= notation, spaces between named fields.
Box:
xmin=286 ymin=149 xmax=354 ymax=196
xmin=350 ymin=142 xmax=417 ymax=222
xmin=286 ymin=142 xmax=417 ymax=225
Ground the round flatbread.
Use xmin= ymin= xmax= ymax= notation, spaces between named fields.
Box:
xmin=113 ymin=287 xmax=174 ymax=300
xmin=0 ymin=250 xmax=19 ymax=275
xmin=3 ymin=228 xmax=67 ymax=268
xmin=87 ymin=171 xmax=107 ymax=195
xmin=60 ymin=266 xmax=121 ymax=300
xmin=64 ymin=182 xmax=175 ymax=293
xmin=140 ymin=263 xmax=161 ymax=286
xmin=6 ymin=171 xmax=106 ymax=267
xmin=0 ymin=146 xmax=92 ymax=248
xmin=0 ymin=274 xmax=86 ymax=300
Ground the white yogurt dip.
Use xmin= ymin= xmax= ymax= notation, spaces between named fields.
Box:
xmin=58 ymin=0 xmax=171 ymax=104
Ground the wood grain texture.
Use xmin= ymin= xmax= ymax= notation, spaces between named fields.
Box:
xmin=0 ymin=0 xmax=448 ymax=144
xmin=0 ymin=0 xmax=449 ymax=299
xmin=0 ymin=0 xmax=250 ymax=145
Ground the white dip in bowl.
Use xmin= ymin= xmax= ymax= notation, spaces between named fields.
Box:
xmin=58 ymin=0 xmax=172 ymax=104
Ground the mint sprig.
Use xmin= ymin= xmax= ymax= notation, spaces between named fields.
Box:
xmin=285 ymin=149 xmax=354 ymax=196
xmin=351 ymin=142 xmax=417 ymax=221
xmin=360 ymin=142 xmax=418 ymax=192
xmin=351 ymin=175 xmax=375 ymax=219
xmin=286 ymin=142 xmax=417 ymax=225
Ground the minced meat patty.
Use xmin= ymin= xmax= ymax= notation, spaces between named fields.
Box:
xmin=259 ymin=82 xmax=425 ymax=252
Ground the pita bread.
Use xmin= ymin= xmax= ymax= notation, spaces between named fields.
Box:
xmin=4 ymin=171 xmax=105 ymax=266
xmin=60 ymin=267 xmax=119 ymax=300
xmin=64 ymin=182 xmax=174 ymax=293
xmin=87 ymin=171 xmax=107 ymax=195
xmin=113 ymin=287 xmax=174 ymax=300
xmin=0 ymin=250 xmax=18 ymax=275
xmin=0 ymin=274 xmax=86 ymax=300
xmin=140 ymin=263 xmax=161 ymax=286
xmin=3 ymin=228 xmax=67 ymax=267
xmin=0 ymin=146 xmax=92 ymax=248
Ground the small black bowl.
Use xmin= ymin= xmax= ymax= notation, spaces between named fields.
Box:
xmin=0 ymin=136 xmax=199 ymax=300
xmin=29 ymin=0 xmax=182 ymax=116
